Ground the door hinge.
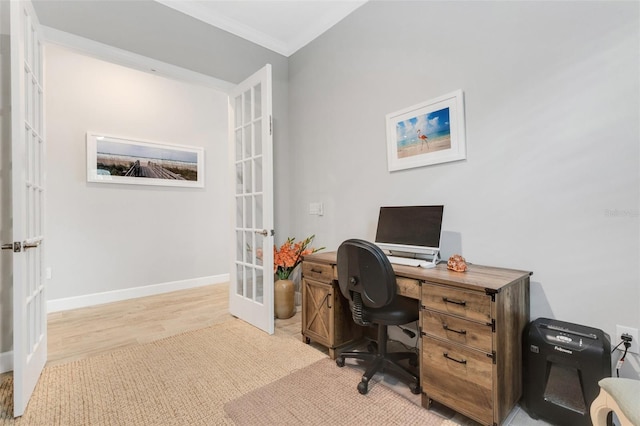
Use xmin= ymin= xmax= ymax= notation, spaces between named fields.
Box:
xmin=487 ymin=351 xmax=496 ymax=364
xmin=269 ymin=115 xmax=272 ymax=136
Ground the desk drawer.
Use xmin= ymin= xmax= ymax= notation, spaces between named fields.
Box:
xmin=422 ymin=336 xmax=493 ymax=425
xmin=397 ymin=277 xmax=420 ymax=299
xmin=302 ymin=262 xmax=334 ymax=283
xmin=422 ymin=284 xmax=491 ymax=322
xmin=422 ymin=310 xmax=493 ymax=353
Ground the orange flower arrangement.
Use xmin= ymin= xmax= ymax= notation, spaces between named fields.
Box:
xmin=274 ymin=235 xmax=323 ymax=280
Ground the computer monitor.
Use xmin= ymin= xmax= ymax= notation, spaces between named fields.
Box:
xmin=374 ymin=205 xmax=444 ymax=259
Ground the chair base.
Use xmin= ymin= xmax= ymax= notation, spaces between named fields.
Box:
xmin=336 ymin=324 xmax=420 ymax=395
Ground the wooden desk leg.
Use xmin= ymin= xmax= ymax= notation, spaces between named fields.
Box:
xmin=328 ymin=347 xmax=337 ymax=360
xmin=421 ymin=393 xmax=433 ymax=410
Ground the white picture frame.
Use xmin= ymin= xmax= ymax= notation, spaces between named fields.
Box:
xmin=386 ymin=89 xmax=466 ymax=172
xmin=87 ymin=132 xmax=205 ymax=188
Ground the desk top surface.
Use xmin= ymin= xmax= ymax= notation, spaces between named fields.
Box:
xmin=303 ymin=251 xmax=531 ymax=293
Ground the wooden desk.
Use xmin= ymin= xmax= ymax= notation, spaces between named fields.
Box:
xmin=301 ymin=251 xmax=531 ymax=426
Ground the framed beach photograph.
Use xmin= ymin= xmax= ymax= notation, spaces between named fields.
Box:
xmin=87 ymin=133 xmax=205 ymax=188
xmin=386 ymin=89 xmax=466 ymax=172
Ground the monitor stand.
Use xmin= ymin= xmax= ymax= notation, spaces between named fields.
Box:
xmin=422 ymin=251 xmax=440 ymax=268
xmin=388 ymin=249 xmax=440 ymax=268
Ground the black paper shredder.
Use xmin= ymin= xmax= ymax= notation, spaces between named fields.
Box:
xmin=522 ymin=318 xmax=611 ymax=426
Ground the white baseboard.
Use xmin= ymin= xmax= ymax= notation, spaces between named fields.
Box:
xmin=47 ymin=274 xmax=229 ymax=313
xmin=0 ymin=350 xmax=12 ymax=374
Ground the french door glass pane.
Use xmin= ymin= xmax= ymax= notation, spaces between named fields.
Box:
xmin=35 ymin=189 xmax=40 ymax=236
xmin=244 ymin=161 xmax=252 ymax=194
xmin=25 ymin=126 xmax=30 ymax=183
xmin=255 ymin=233 xmax=264 ymax=267
xmin=244 ymin=230 xmax=253 ymax=261
xmin=254 ymin=83 xmax=262 ymax=118
xmin=236 ymin=198 xmax=243 ymax=231
xmin=255 ymin=195 xmax=263 ymax=230
xmin=243 ymin=89 xmax=251 ymax=124
xmin=244 ymin=195 xmax=253 ymax=228
xmin=255 ymin=269 xmax=263 ymax=303
xmin=235 ymin=164 xmax=243 ymax=194
xmin=29 ymin=189 xmax=34 ymax=236
xmin=24 ymin=69 xmax=31 ymax=128
xmin=255 ymin=157 xmax=263 ymax=193
xmin=236 ymin=230 xmax=244 ymax=265
xmin=30 ymin=79 xmax=36 ymax=127
xmin=245 ymin=265 xmax=253 ymax=299
xmin=235 ymin=95 xmax=242 ymax=127
xmin=254 ymin=120 xmax=262 ymax=156
xmin=236 ymin=264 xmax=243 ymax=296
xmin=35 ymin=136 xmax=41 ymax=186
xmin=244 ymin=125 xmax=252 ymax=159
xmin=235 ymin=129 xmax=242 ymax=161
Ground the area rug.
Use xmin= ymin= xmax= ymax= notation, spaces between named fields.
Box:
xmin=224 ymin=358 xmax=458 ymax=425
xmin=0 ymin=318 xmax=326 ymax=425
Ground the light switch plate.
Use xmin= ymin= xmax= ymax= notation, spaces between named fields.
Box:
xmin=309 ymin=202 xmax=324 ymax=216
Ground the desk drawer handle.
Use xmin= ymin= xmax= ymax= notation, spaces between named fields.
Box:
xmin=311 ymin=268 xmax=323 ymax=274
xmin=443 ymin=352 xmax=467 ymax=365
xmin=322 ymin=293 xmax=332 ymax=309
xmin=442 ymin=324 xmax=467 ymax=335
xmin=442 ymin=297 xmax=466 ymax=307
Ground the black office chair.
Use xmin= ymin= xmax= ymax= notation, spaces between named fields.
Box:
xmin=335 ymin=239 xmax=420 ymax=395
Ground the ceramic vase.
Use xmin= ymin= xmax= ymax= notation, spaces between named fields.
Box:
xmin=274 ymin=279 xmax=296 ymax=319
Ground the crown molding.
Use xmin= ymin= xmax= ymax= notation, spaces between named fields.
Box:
xmin=157 ymin=0 xmax=289 ymax=55
xmin=155 ymin=0 xmax=367 ymax=57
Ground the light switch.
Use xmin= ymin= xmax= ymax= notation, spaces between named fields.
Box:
xmin=309 ymin=202 xmax=324 ymax=216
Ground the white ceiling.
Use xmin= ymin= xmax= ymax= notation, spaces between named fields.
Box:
xmin=155 ymin=0 xmax=368 ymax=57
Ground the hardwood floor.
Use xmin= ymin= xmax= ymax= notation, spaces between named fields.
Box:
xmin=48 ymin=283 xmax=266 ymax=366
xmin=45 ymin=283 xmax=544 ymax=426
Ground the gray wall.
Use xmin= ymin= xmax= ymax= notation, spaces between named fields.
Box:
xmin=288 ymin=1 xmax=639 ymax=377
xmin=45 ymin=44 xmax=229 ymax=300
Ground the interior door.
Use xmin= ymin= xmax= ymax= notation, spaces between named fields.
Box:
xmin=8 ymin=0 xmax=47 ymax=417
xmin=228 ymin=65 xmax=274 ymax=334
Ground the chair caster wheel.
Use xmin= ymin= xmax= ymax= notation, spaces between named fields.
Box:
xmin=409 ymin=382 xmax=421 ymax=395
xmin=357 ymin=381 xmax=368 ymax=395
xmin=336 ymin=357 xmax=345 ymax=367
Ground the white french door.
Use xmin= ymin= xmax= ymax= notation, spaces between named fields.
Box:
xmin=228 ymin=65 xmax=274 ymax=334
xmin=7 ymin=0 xmax=47 ymax=417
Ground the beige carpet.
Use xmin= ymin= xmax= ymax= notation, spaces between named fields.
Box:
xmin=0 ymin=318 xmax=326 ymax=425
xmin=224 ymin=358 xmax=457 ymax=425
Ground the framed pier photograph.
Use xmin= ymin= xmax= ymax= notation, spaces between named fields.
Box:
xmin=86 ymin=132 xmax=205 ymax=188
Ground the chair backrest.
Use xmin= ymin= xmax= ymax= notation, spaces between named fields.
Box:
xmin=337 ymin=239 xmax=396 ymax=310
